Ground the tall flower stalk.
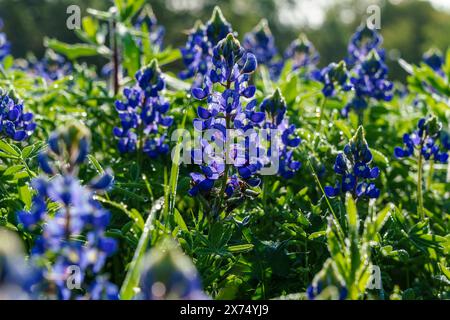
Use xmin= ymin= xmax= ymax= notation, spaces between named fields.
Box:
xmin=394 ymin=116 xmax=448 ymax=219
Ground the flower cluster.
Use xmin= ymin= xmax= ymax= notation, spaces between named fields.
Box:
xmin=137 ymin=239 xmax=208 ymax=300
xmin=134 ymin=5 xmax=165 ymax=52
xmin=113 ymin=60 xmax=173 ymax=158
xmin=284 ymin=33 xmax=319 ymax=73
xmin=243 ymin=19 xmax=283 ymax=79
xmin=17 ymin=123 xmax=118 ymax=300
xmin=343 ymin=26 xmax=393 ymax=117
xmin=32 ymin=50 xmax=72 ymax=81
xmin=179 ymin=7 xmax=232 ymax=85
xmin=342 ymin=50 xmax=393 ymax=117
xmin=258 ymin=88 xmax=301 ymax=179
xmin=346 ymin=25 xmax=384 ymax=67
xmin=0 ymin=88 xmax=36 ymax=141
xmin=394 ymin=116 xmax=449 ymax=163
xmin=0 ymin=18 xmax=10 ymax=62
xmin=325 ymin=126 xmax=380 ymax=200
xmin=312 ymin=61 xmax=352 ymax=97
xmin=189 ymin=33 xmax=261 ymax=211
xmin=422 ymin=48 xmax=444 ymax=73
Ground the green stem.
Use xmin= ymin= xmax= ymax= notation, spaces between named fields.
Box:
xmin=217 ymin=80 xmax=232 ymax=214
xmin=427 ymin=159 xmax=434 ymax=190
xmin=218 ymin=114 xmax=231 ymax=214
xmin=417 ymin=146 xmax=424 ymax=220
xmin=316 ymin=96 xmax=327 ymax=133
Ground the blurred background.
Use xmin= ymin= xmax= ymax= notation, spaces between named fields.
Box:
xmin=1 ymin=0 xmax=449 ymax=80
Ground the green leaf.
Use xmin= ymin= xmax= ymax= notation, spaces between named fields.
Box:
xmin=309 ymin=230 xmax=326 ymax=240
xmin=95 ymin=196 xmax=145 ymax=230
xmin=0 ymin=140 xmax=20 ymax=157
xmin=370 ymin=148 xmax=390 ymax=167
xmin=345 ymin=193 xmax=358 ymax=231
xmin=122 ymin=32 xmax=141 ymax=76
xmin=120 ymin=197 xmax=164 ymax=300
xmin=334 ymin=119 xmax=353 ymax=139
xmin=2 ymin=165 xmax=24 ymax=177
xmin=46 ymin=38 xmax=111 ymax=60
xmin=174 ymin=208 xmax=188 ymax=232
xmin=227 ymin=243 xmax=254 ymax=253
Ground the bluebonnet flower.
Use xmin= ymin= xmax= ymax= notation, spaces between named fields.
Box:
xmin=243 ymin=19 xmax=283 ymax=79
xmin=243 ymin=19 xmax=277 ymax=66
xmin=346 ymin=25 xmax=384 ymax=67
xmin=343 ymin=25 xmax=392 ymax=118
xmin=189 ymin=33 xmax=261 ymax=211
xmin=134 ymin=5 xmax=165 ymax=52
xmin=179 ymin=21 xmax=210 ymax=86
xmin=0 ymin=18 xmax=10 ymax=62
xmin=137 ymin=239 xmax=208 ymax=300
xmin=394 ymin=116 xmax=448 ymax=163
xmin=284 ymin=33 xmax=319 ymax=73
xmin=259 ymin=88 xmax=301 ymax=179
xmin=17 ymin=123 xmax=118 ymax=300
xmin=325 ymin=126 xmax=380 ymax=200
xmin=32 ymin=50 xmax=72 ymax=81
xmin=0 ymin=88 xmax=36 ymax=141
xmin=423 ymin=49 xmax=444 ymax=72
xmin=113 ymin=60 xmax=173 ymax=158
xmin=441 ymin=131 xmax=450 ymax=151
xmin=312 ymin=61 xmax=352 ymax=98
xmin=342 ymin=50 xmax=393 ymax=117
xmin=205 ymin=6 xmax=233 ymax=47
xmin=179 ymin=7 xmax=232 ymax=85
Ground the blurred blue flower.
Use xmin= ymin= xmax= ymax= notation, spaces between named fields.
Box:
xmin=138 ymin=239 xmax=208 ymax=300
xmin=243 ymin=19 xmax=283 ymax=79
xmin=422 ymin=48 xmax=444 ymax=75
xmin=346 ymin=25 xmax=384 ymax=67
xmin=134 ymin=5 xmax=165 ymax=52
xmin=32 ymin=50 xmax=72 ymax=81
xmin=312 ymin=61 xmax=352 ymax=97
xmin=17 ymin=123 xmax=118 ymax=300
xmin=179 ymin=7 xmax=232 ymax=86
xmin=284 ymin=33 xmax=319 ymax=73
xmin=0 ymin=18 xmax=10 ymax=62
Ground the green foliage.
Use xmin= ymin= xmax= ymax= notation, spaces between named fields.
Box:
xmin=0 ymin=1 xmax=448 ymax=301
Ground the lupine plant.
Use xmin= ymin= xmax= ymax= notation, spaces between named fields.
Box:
xmin=243 ymin=19 xmax=283 ymax=80
xmin=18 ymin=123 xmax=117 ymax=300
xmin=284 ymin=33 xmax=319 ymax=74
xmin=179 ymin=7 xmax=232 ymax=86
xmin=0 ymin=3 xmax=449 ymax=302
xmin=325 ymin=126 xmax=380 ymax=200
xmin=189 ymin=33 xmax=260 ymax=215
xmin=113 ymin=60 xmax=173 ymax=159
xmin=394 ymin=116 xmax=448 ymax=219
xmin=0 ymin=89 xmax=36 ymax=141
xmin=31 ymin=50 xmax=72 ymax=82
xmin=343 ymin=26 xmax=393 ymax=121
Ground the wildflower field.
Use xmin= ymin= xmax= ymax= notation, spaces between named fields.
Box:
xmin=0 ymin=0 xmax=449 ymax=301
